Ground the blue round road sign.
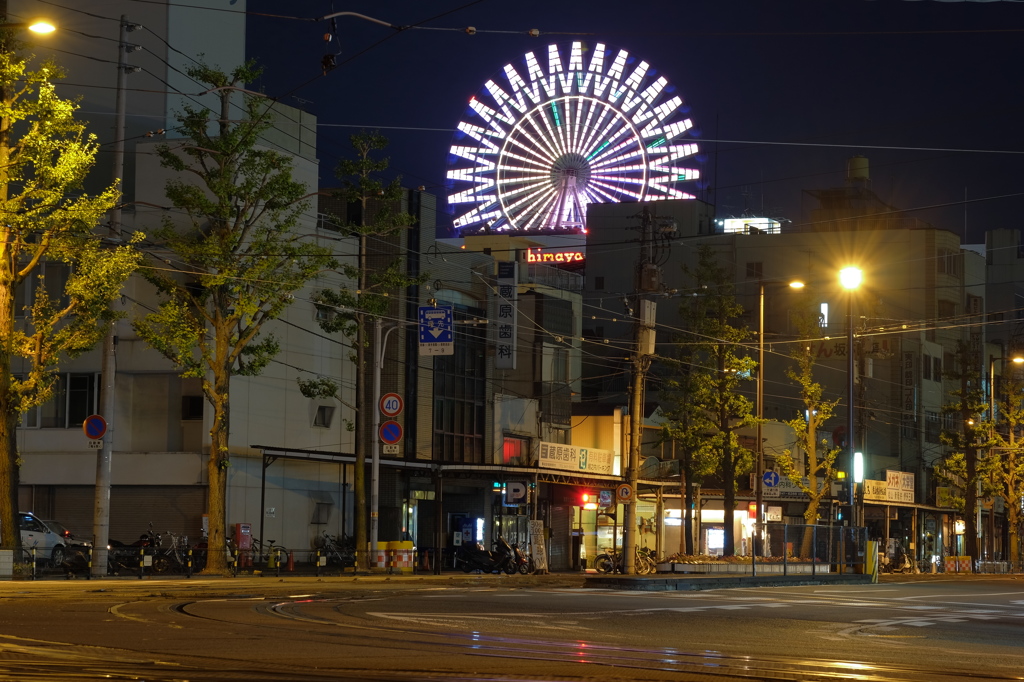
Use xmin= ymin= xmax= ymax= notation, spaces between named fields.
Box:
xmin=379 ymin=420 xmax=403 ymax=445
xmin=763 ymin=471 xmax=780 ymax=487
xmin=83 ymin=414 xmax=107 ymax=440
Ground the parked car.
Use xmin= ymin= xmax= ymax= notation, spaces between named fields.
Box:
xmin=2 ymin=512 xmax=92 ymax=568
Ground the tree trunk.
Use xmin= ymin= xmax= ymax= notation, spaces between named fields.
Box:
xmin=681 ymin=450 xmax=694 ymax=556
xmin=202 ymin=352 xmax=231 ymax=573
xmin=0 ymin=278 xmax=17 ymax=551
xmin=722 ymin=438 xmax=736 ymax=556
xmin=965 ymin=445 xmax=979 ymax=561
xmin=801 ymin=498 xmax=820 ymax=559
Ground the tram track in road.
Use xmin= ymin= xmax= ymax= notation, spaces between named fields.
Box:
xmin=167 ymin=595 xmax=1024 ymax=682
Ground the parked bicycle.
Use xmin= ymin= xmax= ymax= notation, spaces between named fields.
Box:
xmin=313 ymin=531 xmax=355 ymax=568
xmin=248 ymin=537 xmax=288 ymax=567
xmin=595 ymin=546 xmax=657 ymax=574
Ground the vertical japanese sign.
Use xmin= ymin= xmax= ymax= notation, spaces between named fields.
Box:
xmin=495 ymin=261 xmax=517 ymax=369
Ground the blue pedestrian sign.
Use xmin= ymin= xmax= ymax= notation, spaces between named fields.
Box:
xmin=763 ymin=471 xmax=781 ymax=488
xmin=418 ymin=305 xmax=454 ymax=356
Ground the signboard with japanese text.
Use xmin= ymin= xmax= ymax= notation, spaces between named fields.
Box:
xmin=537 ymin=441 xmax=614 ymax=475
xmin=495 ymin=261 xmax=517 ymax=369
xmin=885 ymin=469 xmax=915 ymax=503
xmin=808 ymin=338 xmax=893 ymax=360
xmin=762 ymin=476 xmax=809 ymax=500
xmin=863 ymin=479 xmax=888 ymax=502
xmin=418 ymin=305 xmax=454 ymax=356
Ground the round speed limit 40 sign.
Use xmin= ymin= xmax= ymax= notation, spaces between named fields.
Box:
xmin=379 ymin=393 xmax=404 ymax=417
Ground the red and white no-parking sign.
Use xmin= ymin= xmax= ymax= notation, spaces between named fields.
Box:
xmin=379 ymin=392 xmax=404 ymax=417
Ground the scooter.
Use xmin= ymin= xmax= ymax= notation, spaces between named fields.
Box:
xmin=511 ymin=542 xmax=534 ymax=574
xmin=456 ymin=536 xmax=516 ymax=574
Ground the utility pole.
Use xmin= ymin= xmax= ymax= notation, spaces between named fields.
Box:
xmin=623 ymin=206 xmax=657 ymax=575
xmin=93 ymin=16 xmax=136 ymax=577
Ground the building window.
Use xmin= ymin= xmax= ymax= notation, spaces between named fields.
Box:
xmin=313 ymin=405 xmax=335 ymax=428
xmin=922 ymin=354 xmax=931 ymax=381
xmin=14 ymin=261 xmax=70 ymax=318
xmin=901 ymin=415 xmax=917 ymax=439
xmin=551 ymin=347 xmax=569 ymax=383
xmin=935 ymin=356 xmax=943 ymax=382
xmin=22 ymin=373 xmax=97 ymax=429
xmin=936 ymin=248 xmax=961 ymax=277
xmin=937 ymin=300 xmax=956 ymax=320
xmin=181 ymin=396 xmax=204 ymax=420
xmin=925 ymin=411 xmax=940 ymax=444
xmin=746 ymin=262 xmax=763 ymax=280
xmin=549 ymin=427 xmax=570 ymax=444
xmin=502 ymin=436 xmax=529 ymax=464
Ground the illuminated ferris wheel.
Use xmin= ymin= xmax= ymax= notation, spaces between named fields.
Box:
xmin=447 ymin=41 xmax=701 ymax=234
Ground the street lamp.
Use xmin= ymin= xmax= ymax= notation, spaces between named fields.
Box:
xmin=753 ymin=278 xmax=804 ymax=572
xmin=839 ymin=266 xmax=862 ymax=524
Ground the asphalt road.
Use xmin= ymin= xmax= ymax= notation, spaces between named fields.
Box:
xmin=2 ymin=573 xmax=1023 ymax=681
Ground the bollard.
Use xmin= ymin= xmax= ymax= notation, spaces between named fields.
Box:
xmin=287 ymin=551 xmax=294 ymax=572
xmin=31 ymin=548 xmax=37 ymax=580
xmin=275 ymin=549 xmax=282 ymax=577
xmin=186 ymin=548 xmax=193 ymax=578
xmin=139 ymin=547 xmax=144 ymax=579
xmin=231 ymin=548 xmax=238 ymax=577
xmin=315 ymin=549 xmax=321 ymax=578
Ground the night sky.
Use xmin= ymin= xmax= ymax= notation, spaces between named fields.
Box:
xmin=246 ymin=0 xmax=1024 ymax=241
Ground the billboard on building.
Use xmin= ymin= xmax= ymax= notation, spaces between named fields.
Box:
xmin=537 ymin=442 xmax=614 ymax=475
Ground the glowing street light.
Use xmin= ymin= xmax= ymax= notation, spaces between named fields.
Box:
xmin=26 ymin=20 xmax=55 ymax=33
xmin=753 ymin=277 xmax=808 ymax=573
xmin=839 ymin=266 xmax=862 ymax=523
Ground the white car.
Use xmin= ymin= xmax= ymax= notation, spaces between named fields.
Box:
xmin=14 ymin=512 xmax=91 ymax=567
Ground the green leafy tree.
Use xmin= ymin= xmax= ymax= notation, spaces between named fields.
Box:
xmin=939 ymin=341 xmax=989 ymax=561
xmin=0 ymin=42 xmax=141 ymax=549
xmin=774 ymin=309 xmax=842 ymax=558
xmin=298 ymin=131 xmax=421 ymax=570
xmin=675 ymin=245 xmax=755 ymax=556
xmin=987 ymin=368 xmax=1024 ymax=563
xmin=661 ymin=347 xmax=717 ymax=556
xmin=133 ymin=62 xmax=334 ymax=572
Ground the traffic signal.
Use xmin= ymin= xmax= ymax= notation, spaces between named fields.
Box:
xmin=834 ymin=471 xmax=851 ymax=501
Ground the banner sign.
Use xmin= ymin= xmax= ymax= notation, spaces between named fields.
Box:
xmin=495 ymin=261 xmax=517 ymax=369
xmin=885 ymin=470 xmax=915 ymax=503
xmin=537 ymin=441 xmax=614 ymax=475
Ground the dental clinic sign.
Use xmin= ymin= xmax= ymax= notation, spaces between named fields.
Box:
xmin=537 ymin=442 xmax=614 ymax=475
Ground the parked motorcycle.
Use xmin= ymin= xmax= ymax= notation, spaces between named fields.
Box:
xmin=511 ymin=542 xmax=534 ymax=575
xmin=455 ymin=536 xmax=516 ymax=574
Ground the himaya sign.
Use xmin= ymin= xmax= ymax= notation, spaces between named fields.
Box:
xmin=523 ymin=247 xmax=585 ymax=264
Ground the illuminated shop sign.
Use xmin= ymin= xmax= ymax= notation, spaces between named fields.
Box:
xmin=523 ymin=247 xmax=585 ymax=264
